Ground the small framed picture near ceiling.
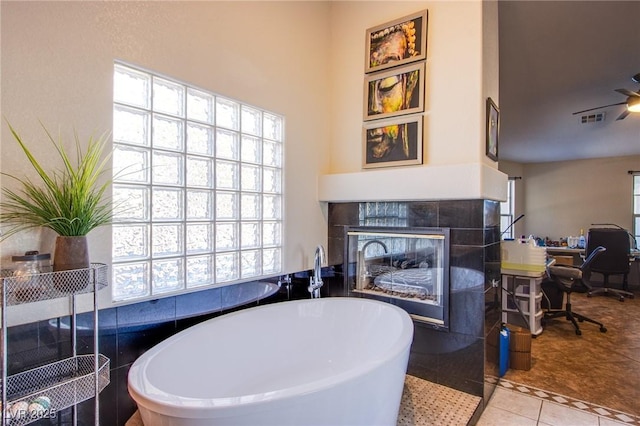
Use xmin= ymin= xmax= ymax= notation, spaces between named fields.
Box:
xmin=364 ymin=62 xmax=425 ymax=122
xmin=365 ymin=10 xmax=428 ymax=74
xmin=362 ymin=113 xmax=423 ymax=169
xmin=486 ymin=97 xmax=499 ymax=161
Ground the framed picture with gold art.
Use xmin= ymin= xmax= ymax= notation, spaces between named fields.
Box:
xmin=362 ymin=114 xmax=423 ymax=169
xmin=365 ymin=10 xmax=428 ymax=74
xmin=364 ymin=62 xmax=425 ymax=122
xmin=486 ymin=97 xmax=499 ymax=161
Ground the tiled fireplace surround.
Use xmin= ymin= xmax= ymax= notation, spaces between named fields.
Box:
xmin=327 ymin=200 xmax=502 ymax=407
xmin=5 ymin=199 xmax=501 ymax=424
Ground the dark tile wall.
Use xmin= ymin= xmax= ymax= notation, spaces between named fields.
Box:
xmin=6 ymin=199 xmax=501 ymax=424
xmin=328 ymin=200 xmax=502 ymax=405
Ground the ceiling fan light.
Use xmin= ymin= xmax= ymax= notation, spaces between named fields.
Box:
xmin=627 ymin=100 xmax=640 ymax=113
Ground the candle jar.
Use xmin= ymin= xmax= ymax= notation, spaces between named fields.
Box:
xmin=11 ymin=251 xmax=52 ymax=302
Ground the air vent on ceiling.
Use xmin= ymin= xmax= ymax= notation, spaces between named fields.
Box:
xmin=580 ymin=112 xmax=605 ymax=123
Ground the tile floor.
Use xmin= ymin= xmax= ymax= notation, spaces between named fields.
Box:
xmin=479 ymin=382 xmax=637 ymax=426
xmin=397 ymin=375 xmax=481 ymax=425
xmin=477 ymin=284 xmax=640 ymax=426
xmin=400 ymin=374 xmax=640 ymax=426
xmin=499 ymin=286 xmax=640 ymax=421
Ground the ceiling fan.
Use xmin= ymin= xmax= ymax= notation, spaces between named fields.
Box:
xmin=572 ymin=73 xmax=640 ymax=120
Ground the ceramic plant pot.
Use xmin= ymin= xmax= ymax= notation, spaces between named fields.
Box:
xmin=53 ymin=236 xmax=90 ymax=292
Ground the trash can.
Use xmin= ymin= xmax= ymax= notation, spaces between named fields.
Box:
xmin=507 ymin=324 xmax=532 ymax=371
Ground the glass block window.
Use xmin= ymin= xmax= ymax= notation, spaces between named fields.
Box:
xmin=358 ymin=202 xmax=407 ymax=228
xmin=112 ymin=63 xmax=284 ymax=302
xmin=357 ymin=202 xmax=408 ymax=256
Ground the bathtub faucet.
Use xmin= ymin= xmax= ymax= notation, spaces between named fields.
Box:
xmin=308 ymin=245 xmax=326 ymax=298
xmin=361 ymin=239 xmax=388 ymax=255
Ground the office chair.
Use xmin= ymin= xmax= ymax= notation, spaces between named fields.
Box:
xmin=586 ymin=228 xmax=635 ymax=301
xmin=544 ymin=246 xmax=607 ymax=335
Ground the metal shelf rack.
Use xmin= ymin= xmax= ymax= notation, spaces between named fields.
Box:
xmin=1 ymin=264 xmax=110 ymax=426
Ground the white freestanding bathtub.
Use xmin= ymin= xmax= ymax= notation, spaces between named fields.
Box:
xmin=128 ymin=297 xmax=414 ymax=426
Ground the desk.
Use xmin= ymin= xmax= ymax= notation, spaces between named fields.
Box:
xmin=546 ymin=248 xmax=640 ymax=288
xmin=545 ymin=247 xmax=584 ymax=255
xmin=501 ymin=271 xmax=545 ymax=336
xmin=547 ymin=247 xmax=640 ymax=257
xmin=546 ymin=247 xmax=584 ymax=267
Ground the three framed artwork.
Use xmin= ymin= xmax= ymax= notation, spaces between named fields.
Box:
xmin=362 ymin=10 xmax=499 ymax=168
xmin=362 ymin=10 xmax=427 ymax=169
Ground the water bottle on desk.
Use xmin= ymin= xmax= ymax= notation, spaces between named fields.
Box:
xmin=578 ymin=229 xmax=586 ymax=249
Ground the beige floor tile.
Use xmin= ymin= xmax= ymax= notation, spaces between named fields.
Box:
xmin=539 ymin=401 xmax=600 ymax=426
xmin=599 ymin=416 xmax=635 ymax=426
xmin=477 ymin=405 xmax=537 ymax=426
xmin=486 ymin=387 xmax=542 ymax=420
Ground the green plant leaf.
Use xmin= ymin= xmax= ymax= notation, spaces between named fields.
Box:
xmin=0 ymin=120 xmax=115 ymax=239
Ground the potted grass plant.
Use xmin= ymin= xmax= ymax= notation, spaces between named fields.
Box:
xmin=0 ymin=121 xmax=114 ymax=291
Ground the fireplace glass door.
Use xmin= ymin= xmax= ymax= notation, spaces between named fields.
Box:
xmin=346 ymin=227 xmax=450 ymax=329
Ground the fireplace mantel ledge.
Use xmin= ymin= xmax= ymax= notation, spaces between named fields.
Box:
xmin=318 ymin=163 xmax=507 ymax=203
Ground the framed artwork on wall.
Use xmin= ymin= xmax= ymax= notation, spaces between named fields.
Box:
xmin=364 ymin=62 xmax=425 ymax=122
xmin=486 ymin=97 xmax=499 ymax=161
xmin=365 ymin=10 xmax=428 ymax=74
xmin=362 ymin=113 xmax=423 ymax=169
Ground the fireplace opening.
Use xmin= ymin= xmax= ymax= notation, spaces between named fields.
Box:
xmin=345 ymin=226 xmax=450 ymax=330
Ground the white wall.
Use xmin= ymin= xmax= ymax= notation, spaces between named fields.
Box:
xmin=1 ymin=1 xmax=331 ymax=271
xmin=328 ymin=0 xmax=494 ymax=172
xmin=0 ymin=1 xmax=501 ymax=321
xmin=501 ymin=156 xmax=639 ymax=240
xmin=321 ymin=0 xmax=505 ymax=202
xmin=0 ymin=1 xmax=331 ymax=320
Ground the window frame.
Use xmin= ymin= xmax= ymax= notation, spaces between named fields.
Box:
xmin=111 ymin=62 xmax=284 ymax=303
xmin=500 ymin=178 xmax=516 ymax=239
xmin=633 ymin=174 xmax=640 ymax=248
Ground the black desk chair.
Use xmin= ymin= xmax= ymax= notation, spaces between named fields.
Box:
xmin=586 ymin=228 xmax=635 ymax=301
xmin=544 ymin=246 xmax=607 ymax=335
